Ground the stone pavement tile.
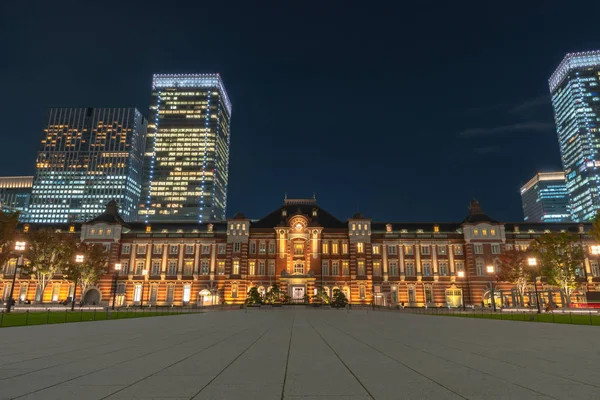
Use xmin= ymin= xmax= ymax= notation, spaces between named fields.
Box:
xmin=104 ymin=375 xmax=210 ymax=398
xmin=194 ymin=382 xmax=282 ymax=400
xmin=16 ymin=385 xmax=126 ymax=400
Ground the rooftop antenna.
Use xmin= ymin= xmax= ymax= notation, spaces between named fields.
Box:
xmin=313 ymin=192 xmax=316 ymax=201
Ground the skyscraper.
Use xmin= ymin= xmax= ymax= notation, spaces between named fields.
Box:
xmin=0 ymin=176 xmax=33 ymax=217
xmin=549 ymin=50 xmax=600 ymax=221
xmin=139 ymin=74 xmax=232 ymax=223
xmin=28 ymin=108 xmax=147 ymax=223
xmin=520 ymin=172 xmax=570 ymax=222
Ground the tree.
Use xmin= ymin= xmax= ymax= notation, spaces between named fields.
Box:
xmin=314 ymin=288 xmax=330 ymax=305
xmin=265 ymin=284 xmax=281 ymax=304
xmin=496 ymin=249 xmax=533 ymax=306
xmin=63 ymin=242 xmax=108 ymax=301
xmin=23 ymin=229 xmax=76 ymax=302
xmin=331 ymin=289 xmax=348 ymax=308
xmin=0 ymin=210 xmax=20 ymax=268
xmin=245 ymin=287 xmax=262 ymax=305
xmin=529 ymin=232 xmax=585 ymax=307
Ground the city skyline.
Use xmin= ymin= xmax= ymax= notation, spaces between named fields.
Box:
xmin=2 ymin=1 xmax=600 ymax=222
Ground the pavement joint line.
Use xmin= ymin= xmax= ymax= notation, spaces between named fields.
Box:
xmin=100 ymin=322 xmax=257 ymax=400
xmin=321 ymin=319 xmax=468 ymax=400
xmin=280 ymin=311 xmax=296 ymax=400
xmin=0 ymin=317 xmax=225 ymax=382
xmin=306 ymin=317 xmax=375 ymax=400
xmin=10 ymin=319 xmax=241 ymax=399
xmin=189 ymin=321 xmax=276 ymax=400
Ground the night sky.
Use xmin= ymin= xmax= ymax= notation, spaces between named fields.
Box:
xmin=2 ymin=1 xmax=600 ymax=223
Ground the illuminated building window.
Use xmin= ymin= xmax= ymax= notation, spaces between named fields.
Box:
xmin=359 ymin=285 xmax=366 ymax=300
xmin=183 ymin=285 xmax=191 ymax=303
xmin=231 ymin=284 xmax=238 ymax=299
xmin=373 ymin=261 xmax=381 ymax=276
xmin=408 ymin=286 xmax=416 ymax=303
xmin=332 ymin=243 xmax=338 ymax=254
xmin=482 ymin=229 xmax=488 ymax=236
xmin=425 ymin=286 xmax=433 ymax=303
xmin=357 ymin=243 xmax=364 ymax=253
xmin=249 ymin=261 xmax=256 ymax=275
xmin=294 ymin=262 xmax=304 ymax=274
xmin=372 ymin=245 xmax=380 ymax=255
xmin=233 ymin=260 xmax=240 ymax=275
xmin=357 ymin=261 xmax=365 ymax=275
xmin=434 ymin=225 xmax=439 ymax=233
xmin=342 ymin=243 xmax=348 ymax=254
xmin=405 ymin=245 xmax=414 ymax=255
xmin=342 ymin=261 xmax=349 ymax=275
xmin=153 ymin=245 xmax=162 ymax=255
xmin=322 ymin=243 xmax=329 ymax=254
xmin=454 ymin=245 xmax=463 ymax=255
xmin=184 ymin=261 xmax=193 ymax=275
xmin=134 ymin=285 xmax=142 ymax=302
xmin=490 ymin=229 xmax=496 ymax=236
xmin=352 ymin=224 xmax=356 ymax=231
xmin=474 ymin=229 xmax=479 ymax=236
xmin=217 ymin=261 xmax=225 ymax=275
xmin=455 ymin=261 xmax=465 ymax=273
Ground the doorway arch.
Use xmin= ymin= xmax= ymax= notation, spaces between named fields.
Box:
xmin=83 ymin=287 xmax=101 ymax=305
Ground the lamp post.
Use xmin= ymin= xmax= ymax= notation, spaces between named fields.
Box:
xmin=457 ymin=270 xmax=466 ymax=311
xmin=528 ymin=257 xmax=541 ymax=314
xmin=112 ymin=263 xmax=121 ymax=310
xmin=6 ymin=241 xmax=26 ymax=313
xmin=71 ymin=254 xmax=84 ymax=311
xmin=486 ymin=265 xmax=496 ymax=312
xmin=140 ymin=269 xmax=148 ymax=308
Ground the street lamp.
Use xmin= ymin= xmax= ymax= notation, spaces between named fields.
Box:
xmin=457 ymin=270 xmax=466 ymax=311
xmin=140 ymin=269 xmax=148 ymax=308
xmin=528 ymin=257 xmax=542 ymax=314
xmin=6 ymin=241 xmax=26 ymax=313
xmin=112 ymin=263 xmax=121 ymax=310
xmin=71 ymin=254 xmax=84 ymax=311
xmin=486 ymin=265 xmax=496 ymax=312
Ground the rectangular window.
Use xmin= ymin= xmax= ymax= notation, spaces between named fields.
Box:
xmin=322 ymin=243 xmax=329 ymax=254
xmin=51 ymin=284 xmax=60 ymax=302
xmin=474 ymin=244 xmax=484 ymax=254
xmin=373 ymin=261 xmax=382 ymax=276
xmin=391 ymin=287 xmax=398 ymax=304
xmin=233 ymin=242 xmax=240 ymax=253
xmin=185 ymin=245 xmax=194 ymax=255
xmin=421 ymin=246 xmax=430 ymax=255
xmin=169 ymin=245 xmax=178 ymax=255
xmin=122 ymin=244 xmax=131 ymax=254
xmin=482 ymin=229 xmax=488 ymax=236
xmin=269 ymin=243 xmax=276 ymax=254
xmin=149 ymin=285 xmax=158 ymax=303
xmin=405 ymin=262 xmax=415 ymax=276
xmin=232 ymin=283 xmax=238 ymax=298
xmin=217 ymin=261 xmax=225 ymax=275
xmin=491 ymin=244 xmax=501 ymax=254
xmin=295 ymin=243 xmax=304 ymax=255
xmin=357 ymin=261 xmax=365 ymax=275
xmin=342 ymin=261 xmax=349 ymax=275
xmin=437 ymin=245 xmax=447 ymax=255
xmin=332 ymin=261 xmax=339 ymax=275
xmin=342 ymin=243 xmax=348 ymax=254
xmin=389 ymin=261 xmax=398 ymax=276
xmin=372 ymin=245 xmax=380 ymax=255
xmin=168 ymin=261 xmax=177 ymax=275
xmin=490 ymin=229 xmax=496 ymax=236
xmin=250 ymin=242 xmax=256 ymax=254
xmin=249 ymin=261 xmax=256 ymax=275
xmin=166 ymin=285 xmax=174 ymax=304
xmin=233 ymin=260 xmax=240 ymax=275
xmin=218 ymin=244 xmax=226 ymax=254
xmin=268 ymin=260 xmax=275 ymax=276
xmin=19 ymin=284 xmax=27 ymax=301
xmin=294 ymin=262 xmax=304 ymax=274
xmin=592 ymin=261 xmax=600 ymax=277
xmin=405 ymin=245 xmax=414 ymax=255
xmin=455 ymin=261 xmax=465 ymax=273
xmin=454 ymin=245 xmax=463 ymax=255
xmin=422 ymin=262 xmax=431 ymax=277
xmin=202 ymin=245 xmax=210 ymax=255
xmin=332 ymin=243 xmax=339 ymax=254
xmin=357 ymin=243 xmax=364 ymax=253
xmin=201 ymin=260 xmax=209 ymax=275
xmin=425 ymin=286 xmax=433 ymax=303
xmin=183 ymin=260 xmax=193 ymax=275
xmin=446 ymin=288 xmax=463 ymax=307
xmin=133 ymin=285 xmax=142 ymax=302
xmin=151 ymin=261 xmax=161 ymax=275
xmin=258 ymin=261 xmax=265 ymax=275
xmin=137 ymin=245 xmax=146 ymax=255
xmin=388 ymin=245 xmax=397 ymax=255
xmin=135 ymin=261 xmax=144 ymax=275
xmin=322 ymin=260 xmax=329 ymax=275
xmin=359 ymin=285 xmax=366 ymax=299
xmin=476 ymin=258 xmax=484 ymax=276
xmin=408 ymin=287 xmax=416 ymax=303
xmin=120 ymin=261 xmax=129 ymax=275
xmin=153 ymin=245 xmax=162 ymax=255
xmin=439 ymin=262 xmax=448 ymax=276
xmin=259 ymin=243 xmax=266 ymax=254
xmin=183 ymin=285 xmax=191 ymax=303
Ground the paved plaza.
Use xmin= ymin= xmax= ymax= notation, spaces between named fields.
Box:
xmin=0 ymin=308 xmax=599 ymax=399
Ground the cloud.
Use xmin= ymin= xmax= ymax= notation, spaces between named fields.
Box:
xmin=510 ymin=95 xmax=551 ymax=114
xmin=458 ymin=122 xmax=554 ymax=137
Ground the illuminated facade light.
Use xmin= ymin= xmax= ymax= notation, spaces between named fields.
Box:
xmin=141 ymin=74 xmax=232 ymax=223
xmin=591 ymin=245 xmax=600 ymax=255
xmin=527 ymin=257 xmax=537 ymax=266
xmin=27 ymin=108 xmax=147 ymax=224
xmin=549 ymin=51 xmax=600 ymax=222
xmin=520 ymin=172 xmax=570 ymax=223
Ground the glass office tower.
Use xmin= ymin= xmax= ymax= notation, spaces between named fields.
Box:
xmin=549 ymin=50 xmax=600 ymax=221
xmin=139 ymin=74 xmax=232 ymax=222
xmin=520 ymin=172 xmax=571 ymax=222
xmin=0 ymin=176 xmax=33 ymax=219
xmin=28 ymin=108 xmax=147 ymax=223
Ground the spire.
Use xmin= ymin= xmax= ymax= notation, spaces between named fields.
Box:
xmin=463 ymin=198 xmax=497 ymax=223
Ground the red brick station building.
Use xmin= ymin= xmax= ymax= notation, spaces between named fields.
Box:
xmin=3 ymin=197 xmax=600 ymax=308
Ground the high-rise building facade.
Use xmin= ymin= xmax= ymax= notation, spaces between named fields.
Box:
xmin=0 ymin=176 xmax=33 ymax=217
xmin=549 ymin=50 xmax=600 ymax=221
xmin=27 ymin=108 xmax=147 ymax=223
xmin=139 ymin=74 xmax=232 ymax=223
xmin=520 ymin=172 xmax=570 ymax=222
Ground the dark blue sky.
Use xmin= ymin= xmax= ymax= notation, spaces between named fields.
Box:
xmin=1 ymin=1 xmax=599 ymax=222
